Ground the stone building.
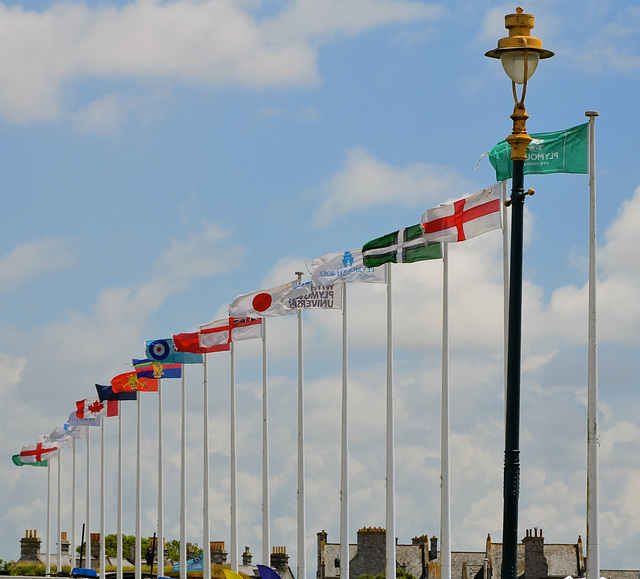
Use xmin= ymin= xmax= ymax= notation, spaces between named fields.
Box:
xmin=233 ymin=543 xmax=296 ymax=579
xmin=17 ymin=529 xmax=76 ymax=568
xmin=15 ymin=531 xmax=294 ymax=577
xmin=316 ymin=526 xmax=639 ymax=579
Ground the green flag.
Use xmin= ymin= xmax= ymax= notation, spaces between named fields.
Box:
xmin=12 ymin=454 xmax=48 ymax=467
xmin=362 ymin=224 xmax=442 ymax=268
xmin=488 ymin=122 xmax=588 ymax=182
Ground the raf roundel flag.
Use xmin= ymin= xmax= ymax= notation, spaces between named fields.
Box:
xmin=145 ymin=338 xmax=203 ymax=364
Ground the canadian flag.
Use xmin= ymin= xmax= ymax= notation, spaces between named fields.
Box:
xmin=421 ymin=184 xmax=502 ymax=243
xmin=75 ymin=397 xmax=118 ymax=419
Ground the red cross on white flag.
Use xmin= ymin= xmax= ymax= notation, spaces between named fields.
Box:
xmin=20 ymin=442 xmax=58 ymax=463
xmin=421 ymin=184 xmax=502 ymax=243
xmin=199 ymin=317 xmax=262 ymax=350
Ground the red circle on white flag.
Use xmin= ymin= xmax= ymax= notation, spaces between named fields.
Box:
xmin=252 ymin=293 xmax=272 ymax=312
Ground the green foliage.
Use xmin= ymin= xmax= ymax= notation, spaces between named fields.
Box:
xmin=57 ymin=535 xmax=205 ymax=568
xmin=104 ymin=534 xmax=118 ymax=558
xmin=165 ymin=539 xmax=180 ymax=562
xmin=164 ymin=540 xmax=202 ymax=562
xmin=74 ymin=534 xmax=150 ymax=560
xmin=9 ymin=562 xmax=45 ymax=576
xmin=0 ymin=559 xmax=13 ymax=574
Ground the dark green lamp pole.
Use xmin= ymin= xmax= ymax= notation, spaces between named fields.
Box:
xmin=485 ymin=8 xmax=553 ymax=579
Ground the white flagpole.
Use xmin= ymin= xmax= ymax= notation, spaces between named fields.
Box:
xmin=440 ymin=244 xmax=451 ymax=579
xmin=203 ymin=355 xmax=211 ymax=579
xmin=117 ymin=402 xmax=123 ymax=579
xmin=57 ymin=446 xmax=62 ymax=575
xmin=47 ymin=458 xmax=52 ymax=576
xmin=180 ymin=369 xmax=187 ymax=579
xmin=385 ymin=263 xmax=395 ymax=579
xmin=586 ymin=110 xmax=600 ymax=579
xmin=262 ymin=319 xmax=271 ymax=566
xmin=72 ymin=438 xmax=77 ymax=570
xmin=229 ymin=342 xmax=238 ymax=573
xmin=100 ymin=419 xmax=106 ymax=579
xmin=296 ymin=271 xmax=306 ymax=579
xmin=136 ymin=396 xmax=142 ymax=579
xmin=86 ymin=427 xmax=91 ymax=570
xmin=158 ymin=380 xmax=164 ymax=578
xmin=339 ymin=282 xmax=349 ymax=579
xmin=230 ymin=342 xmax=238 ymax=572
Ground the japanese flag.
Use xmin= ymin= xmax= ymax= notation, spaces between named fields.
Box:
xmin=229 ymin=280 xmax=298 ymax=318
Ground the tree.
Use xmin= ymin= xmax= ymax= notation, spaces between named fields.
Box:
xmin=165 ymin=540 xmax=203 ymax=562
xmin=89 ymin=534 xmax=149 ymax=560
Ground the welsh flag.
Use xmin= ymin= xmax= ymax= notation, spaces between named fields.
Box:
xmin=362 ymin=224 xmax=442 ymax=268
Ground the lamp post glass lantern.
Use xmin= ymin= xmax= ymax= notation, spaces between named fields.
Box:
xmin=485 ymin=8 xmax=553 ymax=579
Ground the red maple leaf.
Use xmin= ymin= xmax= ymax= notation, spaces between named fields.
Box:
xmin=88 ymin=400 xmax=104 ymax=414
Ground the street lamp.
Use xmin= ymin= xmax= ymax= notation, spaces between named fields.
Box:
xmin=485 ymin=8 xmax=553 ymax=579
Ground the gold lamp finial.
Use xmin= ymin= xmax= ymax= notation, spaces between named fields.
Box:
xmin=485 ymin=7 xmax=554 ymax=61
xmin=485 ymin=8 xmax=554 ymax=161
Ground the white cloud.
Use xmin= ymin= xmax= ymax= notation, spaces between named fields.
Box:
xmin=0 ymin=0 xmax=440 ymax=123
xmin=260 ymin=0 xmax=442 ymax=43
xmin=519 ymin=186 xmax=640 ymax=346
xmin=0 ymin=237 xmax=77 ymax=292
xmin=40 ymin=224 xmax=239 ymax=364
xmin=314 ymin=148 xmax=474 ymax=225
xmin=70 ymin=93 xmax=151 ymax=133
xmin=0 ymin=353 xmax=26 ymax=399
xmin=477 ymin=3 xmax=640 ymax=77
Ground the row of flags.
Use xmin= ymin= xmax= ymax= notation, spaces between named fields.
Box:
xmin=13 ymin=120 xmax=588 ymax=466
xmin=14 ymin=183 xmax=504 ymax=463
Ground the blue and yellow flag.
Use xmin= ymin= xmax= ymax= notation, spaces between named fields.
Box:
xmin=133 ymin=359 xmax=182 ymax=379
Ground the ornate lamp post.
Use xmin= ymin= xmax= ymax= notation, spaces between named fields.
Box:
xmin=485 ymin=8 xmax=553 ymax=579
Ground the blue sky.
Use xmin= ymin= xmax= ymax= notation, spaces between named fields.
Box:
xmin=2 ymin=0 xmax=640 ymax=574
